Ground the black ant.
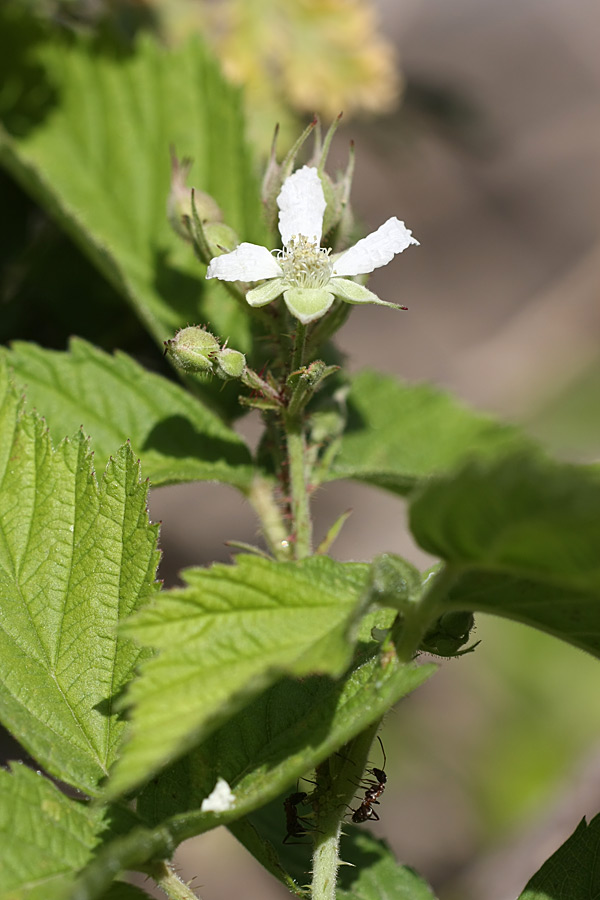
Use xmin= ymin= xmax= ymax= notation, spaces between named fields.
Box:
xmin=283 ymin=791 xmax=313 ymax=844
xmin=349 ymin=736 xmax=387 ymax=824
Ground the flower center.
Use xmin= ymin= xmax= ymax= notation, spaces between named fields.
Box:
xmin=277 ymin=235 xmax=333 ymax=289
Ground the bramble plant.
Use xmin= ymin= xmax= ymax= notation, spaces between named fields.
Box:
xmin=1 ymin=7 xmax=600 ymax=900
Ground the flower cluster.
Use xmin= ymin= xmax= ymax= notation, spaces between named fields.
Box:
xmin=206 ymin=165 xmax=418 ymax=325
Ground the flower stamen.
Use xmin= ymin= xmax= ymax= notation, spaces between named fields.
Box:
xmin=278 ymin=235 xmax=333 ymax=289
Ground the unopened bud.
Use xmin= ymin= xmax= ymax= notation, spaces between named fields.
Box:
xmin=214 ymin=347 xmax=246 ymax=380
xmin=204 ymin=223 xmax=240 ymax=258
xmin=165 ymin=326 xmax=219 ymax=374
xmin=168 ymin=150 xmax=223 ymax=241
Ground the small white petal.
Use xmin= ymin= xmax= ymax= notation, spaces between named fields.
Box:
xmin=206 ymin=243 xmax=282 ymax=282
xmin=201 ymin=778 xmax=236 ymax=813
xmin=332 ymin=217 xmax=419 ymax=277
xmin=277 ymin=166 xmax=326 ymax=247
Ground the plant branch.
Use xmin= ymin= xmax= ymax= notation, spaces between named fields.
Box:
xmin=311 ymin=723 xmax=382 ymax=900
xmin=290 ymin=321 xmax=307 ymax=372
xmin=284 ymin=418 xmax=312 ymax=558
xmin=248 ymin=474 xmax=293 ymax=560
xmin=146 ymin=860 xmax=203 ymax=900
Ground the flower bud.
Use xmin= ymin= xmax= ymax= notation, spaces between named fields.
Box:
xmin=164 ymin=326 xmax=219 ymax=374
xmin=203 ymin=223 xmax=240 ymax=258
xmin=214 ymin=347 xmax=246 ymax=381
xmin=168 ymin=150 xmax=223 ymax=241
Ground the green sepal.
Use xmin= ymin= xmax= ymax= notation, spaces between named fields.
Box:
xmin=329 ymin=277 xmax=406 ymax=309
xmin=246 ymin=278 xmax=285 ymax=307
xmin=283 ymin=288 xmax=334 ymax=324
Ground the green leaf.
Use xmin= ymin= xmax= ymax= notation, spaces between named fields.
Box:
xmin=3 ymin=339 xmax=254 ymax=489
xmin=0 ymin=17 xmax=266 ymax=352
xmin=518 ymin=814 xmax=600 ymax=899
xmin=0 ymin=360 xmax=160 ymax=794
xmin=0 ymin=763 xmax=152 ymax=900
xmin=338 ymin=831 xmax=438 ymax=900
xmin=410 ymin=453 xmax=600 ymax=657
xmin=137 ymin=609 xmax=434 ymax=882
xmin=106 ymin=556 xmax=378 ymax=798
xmin=328 ymin=371 xmax=532 ymax=495
xmin=75 ymin=629 xmax=433 ymax=900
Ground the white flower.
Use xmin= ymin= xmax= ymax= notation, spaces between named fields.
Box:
xmin=200 ymin=777 xmax=236 ymax=813
xmin=206 ymin=166 xmax=418 ymax=325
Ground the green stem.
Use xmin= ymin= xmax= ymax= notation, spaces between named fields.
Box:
xmin=248 ymin=474 xmax=293 ymax=560
xmin=311 ymin=724 xmax=381 ymax=900
xmin=394 ymin=564 xmax=459 ymax=662
xmin=290 ymin=321 xmax=307 ymax=372
xmin=282 ymin=321 xmax=313 ymax=559
xmin=145 ymin=860 xmax=202 ymax=900
xmin=285 ymin=418 xmax=312 ymax=558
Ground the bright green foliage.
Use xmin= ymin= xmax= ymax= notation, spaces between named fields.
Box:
xmin=0 ymin=763 xmax=152 ymax=900
xmin=327 ymin=371 xmax=532 ymax=494
xmin=518 ymin=814 xmax=600 ymax=899
xmin=138 ymin=606 xmax=433 ymax=823
xmin=0 ymin=361 xmax=160 ymax=795
xmin=107 ymin=556 xmax=376 ymax=798
xmin=0 ymin=15 xmax=266 ymax=351
xmin=410 ymin=453 xmax=600 ymax=657
xmin=75 ymin=608 xmax=433 ymax=898
xmin=337 ymin=831 xmax=438 ymax=900
xmin=3 ymin=339 xmax=254 ymax=489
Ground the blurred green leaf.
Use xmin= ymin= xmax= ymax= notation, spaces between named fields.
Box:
xmin=328 ymin=371 xmax=532 ymax=495
xmin=337 ymin=830 xmax=438 ymax=899
xmin=107 ymin=557 xmax=375 ymax=798
xmin=410 ymin=453 xmax=600 ymax=657
xmin=0 ymin=12 xmax=266 ymax=374
xmin=518 ymin=814 xmax=600 ymax=899
xmin=3 ymin=338 xmax=255 ymax=489
xmin=0 ymin=358 xmax=159 ymax=794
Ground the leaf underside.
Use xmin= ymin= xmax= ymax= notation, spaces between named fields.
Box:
xmin=410 ymin=453 xmax=600 ymax=658
xmin=518 ymin=813 xmax=600 ymax=899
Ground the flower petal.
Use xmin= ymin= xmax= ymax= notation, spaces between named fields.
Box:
xmin=330 ymin=277 xmax=406 ymax=310
xmin=206 ymin=243 xmax=283 ymax=282
xmin=283 ymin=288 xmax=334 ymax=325
xmin=246 ymin=278 xmax=285 ymax=307
xmin=332 ymin=217 xmax=418 ymax=277
xmin=277 ymin=166 xmax=326 ymax=246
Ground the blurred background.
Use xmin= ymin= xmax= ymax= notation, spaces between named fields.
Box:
xmin=3 ymin=1 xmax=600 ymax=898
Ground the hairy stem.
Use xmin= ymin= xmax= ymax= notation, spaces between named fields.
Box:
xmin=285 ymin=419 xmax=312 ymax=558
xmin=146 ymin=860 xmax=203 ymax=900
xmin=311 ymin=724 xmax=382 ymax=900
xmin=283 ymin=320 xmax=313 ymax=558
xmin=290 ymin=321 xmax=307 ymax=372
xmin=248 ymin=474 xmax=292 ymax=560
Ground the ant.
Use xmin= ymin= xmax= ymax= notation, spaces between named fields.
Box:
xmin=349 ymin=736 xmax=387 ymax=824
xmin=283 ymin=791 xmax=313 ymax=844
